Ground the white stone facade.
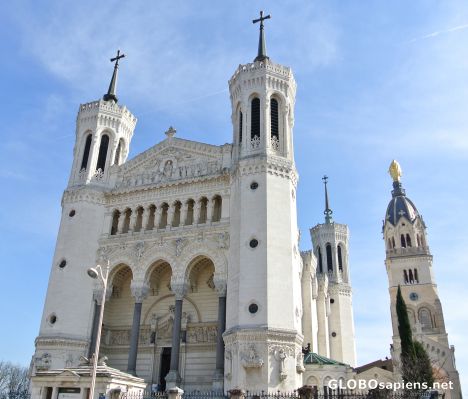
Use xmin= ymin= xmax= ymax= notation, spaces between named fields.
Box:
xmin=31 ymin=53 xmax=358 ymax=395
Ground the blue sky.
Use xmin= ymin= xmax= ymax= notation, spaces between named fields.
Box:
xmin=0 ymin=0 xmax=466 ymax=387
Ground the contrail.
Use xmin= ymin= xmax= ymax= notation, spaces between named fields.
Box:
xmin=408 ymin=23 xmax=468 ymax=43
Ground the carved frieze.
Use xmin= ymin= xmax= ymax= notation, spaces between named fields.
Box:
xmin=186 ymin=324 xmax=218 ymax=343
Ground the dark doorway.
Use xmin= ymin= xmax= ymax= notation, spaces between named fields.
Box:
xmin=159 ymin=347 xmax=171 ymax=391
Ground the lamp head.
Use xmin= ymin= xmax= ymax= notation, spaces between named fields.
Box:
xmin=87 ymin=267 xmax=99 ymax=279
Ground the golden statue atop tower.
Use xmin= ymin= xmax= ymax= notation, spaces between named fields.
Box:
xmin=388 ymin=160 xmax=402 ymax=182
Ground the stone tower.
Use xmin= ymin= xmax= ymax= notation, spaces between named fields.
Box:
xmin=309 ymin=177 xmax=356 ymax=366
xmin=383 ymin=160 xmax=461 ymax=399
xmin=224 ymin=12 xmax=304 ymax=391
xmin=34 ymin=54 xmax=137 ymax=371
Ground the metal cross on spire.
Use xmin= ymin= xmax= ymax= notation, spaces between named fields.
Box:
xmin=252 ymin=10 xmax=271 ymax=62
xmin=322 ymin=175 xmax=333 ymax=224
xmin=103 ymin=49 xmax=126 ymax=103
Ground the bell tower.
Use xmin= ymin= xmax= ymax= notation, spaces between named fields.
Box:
xmin=69 ymin=50 xmax=136 ymax=188
xmin=309 ymin=177 xmax=356 ymax=366
xmin=383 ymin=160 xmax=461 ymax=399
xmin=225 ymin=11 xmax=303 ymax=392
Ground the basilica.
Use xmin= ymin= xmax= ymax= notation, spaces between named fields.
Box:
xmin=29 ymin=14 xmax=461 ymax=399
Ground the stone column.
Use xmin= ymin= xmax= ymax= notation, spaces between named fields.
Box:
xmin=180 ymin=202 xmax=189 ymax=226
xmin=213 ymin=279 xmax=227 ymax=391
xmin=193 ymin=202 xmax=201 ymax=225
xmin=117 ymin=209 xmax=126 ymax=234
xmin=155 ymin=207 xmax=163 ymax=229
xmin=141 ymin=206 xmax=150 ymax=233
xmin=51 ymin=387 xmax=59 ymax=399
xmin=206 ymin=199 xmax=214 ymax=224
xmin=166 ymin=282 xmax=187 ymax=389
xmin=167 ymin=205 xmax=175 ymax=229
xmin=127 ymin=283 xmax=149 ymax=375
xmin=129 ymin=209 xmax=137 ymax=233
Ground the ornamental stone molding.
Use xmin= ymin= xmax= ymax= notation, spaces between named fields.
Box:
xmin=93 ymin=285 xmax=113 ymax=305
xmin=62 ymin=188 xmax=107 ymax=206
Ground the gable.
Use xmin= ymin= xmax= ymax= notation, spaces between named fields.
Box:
xmin=114 ymin=137 xmax=230 ymax=190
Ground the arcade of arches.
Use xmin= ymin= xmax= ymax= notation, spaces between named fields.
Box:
xmin=89 ymin=256 xmax=226 ymax=391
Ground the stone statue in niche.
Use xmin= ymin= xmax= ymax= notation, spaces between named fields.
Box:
xmin=277 ymin=348 xmax=288 ymax=381
xmin=163 ymin=160 xmax=173 ymax=178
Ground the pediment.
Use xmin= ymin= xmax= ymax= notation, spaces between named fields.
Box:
xmin=115 ymin=138 xmax=229 ymax=189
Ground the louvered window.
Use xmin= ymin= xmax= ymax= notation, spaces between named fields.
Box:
xmin=239 ymin=111 xmax=243 ymax=144
xmin=80 ymin=134 xmax=92 ymax=170
xmin=251 ymin=98 xmax=260 ymax=139
xmin=96 ymin=134 xmax=109 ymax=172
xmin=270 ymin=98 xmax=279 ymax=138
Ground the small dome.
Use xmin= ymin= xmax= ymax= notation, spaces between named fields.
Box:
xmin=385 ymin=181 xmax=420 ymax=225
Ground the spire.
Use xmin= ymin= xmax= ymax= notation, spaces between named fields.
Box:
xmin=252 ymin=11 xmax=271 ymax=62
xmin=322 ymin=175 xmax=333 ymax=224
xmin=103 ymin=50 xmax=125 ymax=103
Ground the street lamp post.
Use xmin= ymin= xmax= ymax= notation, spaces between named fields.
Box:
xmin=87 ymin=261 xmax=110 ymax=399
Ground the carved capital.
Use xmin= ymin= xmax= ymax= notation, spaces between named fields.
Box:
xmin=171 ymin=280 xmax=189 ymax=300
xmin=213 ymin=276 xmax=227 ymax=297
xmin=130 ymin=281 xmax=149 ymax=303
xmin=93 ymin=286 xmax=112 ymax=305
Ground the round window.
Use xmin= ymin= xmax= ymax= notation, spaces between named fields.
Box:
xmin=330 ymin=298 xmax=335 ymax=304
xmin=331 ymin=332 xmax=337 ymax=337
xmin=59 ymin=260 xmax=67 ymax=269
xmin=69 ymin=210 xmax=76 ymax=217
xmin=250 ymin=182 xmax=259 ymax=190
xmin=409 ymin=292 xmax=419 ymax=301
xmin=249 ymin=239 xmax=259 ymax=248
xmin=49 ymin=314 xmax=57 ymax=325
xmin=248 ymin=303 xmax=259 ymax=314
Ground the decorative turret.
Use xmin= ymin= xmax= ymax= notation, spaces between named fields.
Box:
xmin=229 ymin=11 xmax=296 ymax=162
xmin=309 ymin=176 xmax=356 ymax=366
xmin=68 ymin=51 xmax=136 ymax=187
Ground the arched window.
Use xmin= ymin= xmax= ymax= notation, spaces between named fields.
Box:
xmin=172 ymin=201 xmax=182 ymax=227
xmin=96 ymin=134 xmax=109 ymax=172
xmin=251 ymin=97 xmax=260 ymax=140
xmin=337 ymin=245 xmax=343 ymax=271
xmin=270 ymin=98 xmax=279 ymax=139
xmin=408 ymin=269 xmax=414 ymax=283
xmin=326 ymin=244 xmax=333 ymax=272
xmin=212 ymin=195 xmax=222 ymax=222
xmin=110 ymin=210 xmax=120 ymax=235
xmin=406 ymin=234 xmax=412 ymax=247
xmin=419 ymin=308 xmax=433 ymax=330
xmin=185 ymin=199 xmax=195 ymax=225
xmin=80 ymin=134 xmax=92 ymax=170
xmin=401 ymin=234 xmax=406 ymax=248
xmin=387 ymin=239 xmax=392 ymax=249
xmin=414 ymin=268 xmax=419 ymax=283
xmin=239 ymin=110 xmax=243 ymax=144
xmin=114 ymin=138 xmax=124 ymax=165
xmin=416 ymin=235 xmax=421 ymax=247
xmin=403 ymin=269 xmax=409 ymax=283
xmin=392 ymin=237 xmax=396 ymax=248
xmin=199 ymin=197 xmax=208 ymax=223
xmin=318 ymin=247 xmax=323 ymax=273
